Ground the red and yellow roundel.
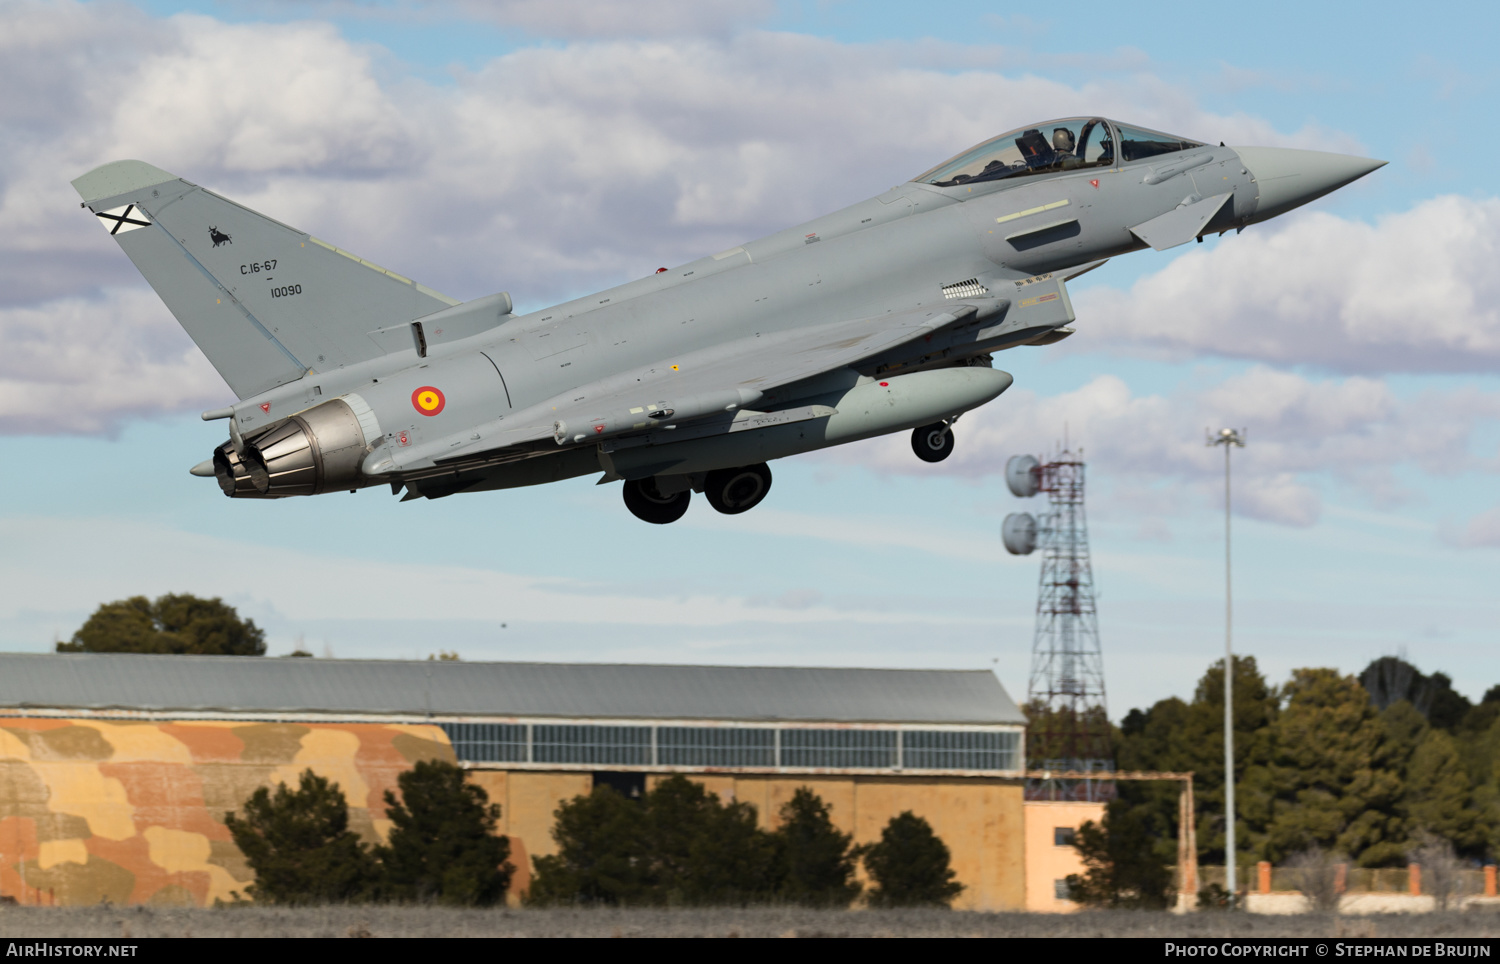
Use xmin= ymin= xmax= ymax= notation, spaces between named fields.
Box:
xmin=411 ymin=385 xmax=446 ymax=416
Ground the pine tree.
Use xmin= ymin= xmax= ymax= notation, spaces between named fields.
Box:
xmin=773 ymin=788 xmax=861 ymax=907
xmin=1114 ymin=655 xmax=1278 ymax=867
xmin=528 ymin=775 xmax=780 ymax=905
xmin=1404 ymin=728 xmax=1485 ymax=856
xmin=527 ymin=784 xmax=649 ymax=905
xmin=1064 ymin=802 xmax=1176 ymax=909
xmin=860 ymin=811 xmax=963 ymax=907
xmin=1260 ymin=668 xmax=1402 ymax=865
xmin=377 ymin=759 xmax=513 ymax=905
xmin=224 ymin=769 xmax=379 ymax=904
xmin=643 ymin=775 xmax=779 ymax=905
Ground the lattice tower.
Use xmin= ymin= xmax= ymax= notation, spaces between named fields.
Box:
xmin=1025 ymin=449 xmax=1113 ymax=801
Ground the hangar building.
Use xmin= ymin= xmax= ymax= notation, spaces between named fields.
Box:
xmin=0 ymin=653 xmax=1028 ymax=910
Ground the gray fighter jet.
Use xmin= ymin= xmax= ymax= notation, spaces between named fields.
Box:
xmin=73 ymin=117 xmax=1382 ymax=523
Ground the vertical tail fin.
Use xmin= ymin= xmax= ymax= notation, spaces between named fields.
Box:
xmin=73 ymin=160 xmax=459 ymax=399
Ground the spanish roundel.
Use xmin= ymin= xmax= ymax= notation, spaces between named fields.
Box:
xmin=411 ymin=386 xmax=446 ymax=416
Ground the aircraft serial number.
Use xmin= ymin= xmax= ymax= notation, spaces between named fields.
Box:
xmin=240 ymin=260 xmax=277 ymax=274
xmin=271 ymin=284 xmax=303 ymax=298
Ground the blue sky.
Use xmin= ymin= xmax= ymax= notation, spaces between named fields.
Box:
xmin=2 ymin=0 xmax=1497 ymax=717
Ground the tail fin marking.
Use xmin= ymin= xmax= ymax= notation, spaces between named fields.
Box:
xmin=73 ymin=159 xmax=459 ymax=400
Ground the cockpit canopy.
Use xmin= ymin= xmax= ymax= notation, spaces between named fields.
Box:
xmin=915 ymin=117 xmax=1204 ymax=188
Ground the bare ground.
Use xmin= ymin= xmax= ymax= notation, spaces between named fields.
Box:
xmin=2 ymin=906 xmax=1500 ymax=938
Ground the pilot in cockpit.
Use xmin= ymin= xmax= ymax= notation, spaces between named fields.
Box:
xmin=1053 ymin=127 xmax=1085 ymax=169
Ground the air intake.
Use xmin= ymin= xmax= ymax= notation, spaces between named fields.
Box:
xmin=942 ymin=278 xmax=988 ymax=299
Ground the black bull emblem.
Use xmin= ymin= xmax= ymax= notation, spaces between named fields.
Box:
xmin=209 ymin=226 xmax=232 ymax=247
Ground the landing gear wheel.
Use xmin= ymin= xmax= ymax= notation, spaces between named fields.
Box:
xmin=623 ymin=477 xmax=690 ymax=524
xmin=912 ymin=423 xmax=954 ymax=463
xmin=704 ymin=463 xmax=773 ymax=515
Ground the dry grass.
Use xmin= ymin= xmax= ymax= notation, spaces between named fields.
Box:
xmin=2 ymin=905 xmax=1500 ymax=938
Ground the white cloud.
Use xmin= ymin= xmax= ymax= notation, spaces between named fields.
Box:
xmin=0 ymin=0 xmax=1374 ymax=433
xmin=1446 ymin=505 xmax=1500 ymax=548
xmin=816 ymin=368 xmax=1500 ymax=527
xmin=1071 ymin=195 xmax=1500 ymax=374
xmin=0 ymin=288 xmax=226 ymax=434
xmin=444 ymin=0 xmax=777 ymax=37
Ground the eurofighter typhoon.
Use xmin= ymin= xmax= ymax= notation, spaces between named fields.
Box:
xmin=74 ymin=118 xmax=1382 ymax=523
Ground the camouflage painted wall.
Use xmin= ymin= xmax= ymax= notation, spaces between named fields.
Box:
xmin=0 ymin=717 xmax=453 ymax=906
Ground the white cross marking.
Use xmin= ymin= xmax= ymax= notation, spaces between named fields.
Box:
xmin=95 ymin=204 xmax=152 ymax=236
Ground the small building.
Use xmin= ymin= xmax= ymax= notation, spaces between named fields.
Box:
xmin=1022 ymin=800 xmax=1104 ymax=911
xmin=0 ymin=653 xmax=1028 ymax=909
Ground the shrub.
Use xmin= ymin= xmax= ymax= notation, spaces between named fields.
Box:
xmin=860 ymin=811 xmax=963 ymax=908
xmin=378 ymin=759 xmax=513 ymax=905
xmin=1065 ymin=803 xmax=1176 ymax=910
xmin=773 ymin=788 xmax=861 ymax=907
xmin=1286 ymin=846 xmax=1346 ymax=913
xmin=224 ymin=769 xmax=379 ymax=904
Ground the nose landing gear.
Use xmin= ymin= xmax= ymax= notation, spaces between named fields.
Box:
xmin=912 ymin=422 xmax=955 ymax=463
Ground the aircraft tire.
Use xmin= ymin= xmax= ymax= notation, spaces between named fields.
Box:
xmin=704 ymin=463 xmax=773 ymax=515
xmin=623 ymin=477 xmax=691 ymax=524
xmin=912 ymin=423 xmax=954 ymax=463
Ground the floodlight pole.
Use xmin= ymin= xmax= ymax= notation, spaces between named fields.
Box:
xmin=1208 ymin=427 xmax=1245 ymax=906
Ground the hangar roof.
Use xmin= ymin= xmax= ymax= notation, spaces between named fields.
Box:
xmin=0 ymin=654 xmax=1024 ymax=726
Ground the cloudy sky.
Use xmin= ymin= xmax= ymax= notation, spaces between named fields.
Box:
xmin=2 ymin=0 xmax=1496 ymax=717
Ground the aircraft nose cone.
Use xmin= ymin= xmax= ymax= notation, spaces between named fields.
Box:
xmin=1232 ymin=146 xmax=1386 ymax=221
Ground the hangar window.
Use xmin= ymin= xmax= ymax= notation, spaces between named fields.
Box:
xmin=533 ymin=724 xmax=652 ymax=765
xmin=1054 ymin=879 xmax=1073 ymax=900
xmin=915 ymin=117 xmax=1116 ymax=187
xmin=780 ymin=729 xmax=898 ymax=769
xmin=439 ymin=722 xmax=528 ymax=763
xmin=902 ymin=730 xmax=1020 ymax=771
xmin=659 ymin=727 xmax=775 ymax=768
xmin=1054 ymin=827 xmax=1077 ymax=847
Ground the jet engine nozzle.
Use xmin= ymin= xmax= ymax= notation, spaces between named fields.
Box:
xmin=210 ymin=396 xmax=380 ymax=498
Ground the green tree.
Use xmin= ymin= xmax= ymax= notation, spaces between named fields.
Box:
xmin=1064 ymin=802 xmax=1176 ymax=909
xmin=528 ymin=775 xmax=779 ymax=906
xmin=59 ymin=593 xmax=266 ymax=655
xmin=1258 ymin=668 xmax=1402 ymax=865
xmin=1360 ymin=657 xmax=1472 ymax=731
xmin=1403 ymin=728 xmax=1486 ymax=857
xmin=224 ymin=769 xmax=379 ymax=904
xmin=860 ymin=811 xmax=963 ymax=907
xmin=528 ymin=784 xmax=649 ymax=905
xmin=772 ymin=787 xmax=861 ymax=907
xmin=642 ymin=775 xmax=779 ymax=905
xmin=377 ymin=759 xmax=513 ymax=905
xmin=1114 ymin=655 xmax=1278 ymax=868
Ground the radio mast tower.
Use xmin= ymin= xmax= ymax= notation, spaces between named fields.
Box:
xmin=1001 ymin=445 xmax=1113 ymax=801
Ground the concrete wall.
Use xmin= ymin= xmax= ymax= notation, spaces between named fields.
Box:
xmin=471 ymin=770 xmax=1026 ymax=911
xmin=1022 ymin=800 xmax=1104 ymax=912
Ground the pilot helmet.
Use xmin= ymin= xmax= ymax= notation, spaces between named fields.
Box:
xmin=1052 ymin=128 xmax=1077 ymax=153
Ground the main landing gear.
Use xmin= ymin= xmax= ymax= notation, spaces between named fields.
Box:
xmin=703 ymin=463 xmax=772 ymax=515
xmin=911 ymin=421 xmax=955 ymax=463
xmin=622 ymin=463 xmax=773 ymax=524
xmin=622 ymin=477 xmax=691 ymax=525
